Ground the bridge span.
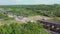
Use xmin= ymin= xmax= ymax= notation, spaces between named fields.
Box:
xmin=38 ymin=20 xmax=60 ymax=33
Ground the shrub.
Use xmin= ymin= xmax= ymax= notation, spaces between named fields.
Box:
xmin=0 ymin=22 xmax=49 ymax=34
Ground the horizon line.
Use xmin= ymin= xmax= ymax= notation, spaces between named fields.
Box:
xmin=0 ymin=4 xmax=60 ymax=6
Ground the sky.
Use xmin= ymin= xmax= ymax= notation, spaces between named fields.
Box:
xmin=0 ymin=0 xmax=60 ymax=5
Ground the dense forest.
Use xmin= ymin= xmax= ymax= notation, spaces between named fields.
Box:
xmin=0 ymin=4 xmax=60 ymax=17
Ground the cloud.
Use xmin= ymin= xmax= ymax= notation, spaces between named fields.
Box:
xmin=0 ymin=0 xmax=16 ymax=5
xmin=15 ymin=0 xmax=55 ymax=4
xmin=0 ymin=0 xmax=60 ymax=5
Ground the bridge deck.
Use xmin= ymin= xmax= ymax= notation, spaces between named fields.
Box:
xmin=41 ymin=20 xmax=60 ymax=24
xmin=39 ymin=20 xmax=60 ymax=27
